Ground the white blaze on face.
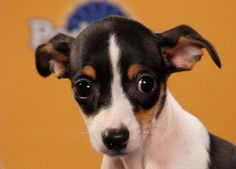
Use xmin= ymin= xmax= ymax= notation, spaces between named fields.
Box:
xmin=86 ymin=34 xmax=142 ymax=154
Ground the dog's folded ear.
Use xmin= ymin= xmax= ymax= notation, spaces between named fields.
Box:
xmin=158 ymin=25 xmax=221 ymax=73
xmin=35 ymin=33 xmax=74 ymax=79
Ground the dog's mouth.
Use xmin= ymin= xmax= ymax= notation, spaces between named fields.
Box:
xmin=101 ymin=149 xmax=131 ymax=157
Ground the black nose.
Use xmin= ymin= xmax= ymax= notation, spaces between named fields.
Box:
xmin=102 ymin=128 xmax=129 ymax=151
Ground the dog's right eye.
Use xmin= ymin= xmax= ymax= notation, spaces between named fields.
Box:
xmin=74 ymin=79 xmax=91 ymax=99
xmin=137 ymin=75 xmax=156 ymax=94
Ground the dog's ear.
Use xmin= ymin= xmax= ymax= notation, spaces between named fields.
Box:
xmin=158 ymin=25 xmax=221 ymax=72
xmin=35 ymin=33 xmax=74 ymax=79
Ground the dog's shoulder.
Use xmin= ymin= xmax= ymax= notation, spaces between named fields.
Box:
xmin=209 ymin=133 xmax=236 ymax=169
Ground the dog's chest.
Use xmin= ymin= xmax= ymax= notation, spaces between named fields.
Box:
xmin=143 ymin=130 xmax=209 ymax=169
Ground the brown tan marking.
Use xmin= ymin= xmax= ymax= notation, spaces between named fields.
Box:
xmin=43 ymin=43 xmax=69 ymax=62
xmin=127 ymin=64 xmax=142 ymax=80
xmin=82 ymin=65 xmax=96 ymax=80
xmin=136 ymin=84 xmax=166 ymax=127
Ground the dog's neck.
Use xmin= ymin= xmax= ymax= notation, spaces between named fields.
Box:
xmin=102 ymin=89 xmax=210 ymax=169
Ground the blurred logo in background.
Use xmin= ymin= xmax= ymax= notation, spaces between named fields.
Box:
xmin=29 ymin=1 xmax=128 ymax=48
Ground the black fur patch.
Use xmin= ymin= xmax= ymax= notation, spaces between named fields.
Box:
xmin=208 ymin=133 xmax=236 ymax=169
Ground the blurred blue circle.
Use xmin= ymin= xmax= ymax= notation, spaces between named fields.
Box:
xmin=66 ymin=1 xmax=127 ymax=32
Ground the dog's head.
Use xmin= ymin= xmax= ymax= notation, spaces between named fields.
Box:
xmin=35 ymin=16 xmax=221 ymax=156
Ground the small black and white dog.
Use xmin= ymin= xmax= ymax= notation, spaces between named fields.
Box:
xmin=34 ymin=16 xmax=236 ymax=169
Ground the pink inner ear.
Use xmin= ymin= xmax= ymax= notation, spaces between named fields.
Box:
xmin=165 ymin=45 xmax=203 ymax=70
xmin=49 ymin=60 xmax=67 ymax=78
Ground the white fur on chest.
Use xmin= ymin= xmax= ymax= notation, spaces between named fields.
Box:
xmin=102 ymin=90 xmax=210 ymax=169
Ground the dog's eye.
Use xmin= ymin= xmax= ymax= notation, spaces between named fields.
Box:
xmin=138 ymin=75 xmax=156 ymax=94
xmin=74 ymin=79 xmax=91 ymax=98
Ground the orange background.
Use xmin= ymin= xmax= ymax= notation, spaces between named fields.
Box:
xmin=0 ymin=0 xmax=236 ymax=169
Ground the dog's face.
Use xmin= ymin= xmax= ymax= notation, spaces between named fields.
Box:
xmin=35 ymin=16 xmax=221 ymax=156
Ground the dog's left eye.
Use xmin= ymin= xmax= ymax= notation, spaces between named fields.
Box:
xmin=138 ymin=75 xmax=156 ymax=94
xmin=74 ymin=79 xmax=91 ymax=98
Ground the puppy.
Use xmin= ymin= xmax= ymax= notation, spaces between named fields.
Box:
xmin=34 ymin=16 xmax=236 ymax=169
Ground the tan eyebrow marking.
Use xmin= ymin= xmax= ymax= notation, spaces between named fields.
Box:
xmin=127 ymin=64 xmax=142 ymax=80
xmin=82 ymin=65 xmax=96 ymax=79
